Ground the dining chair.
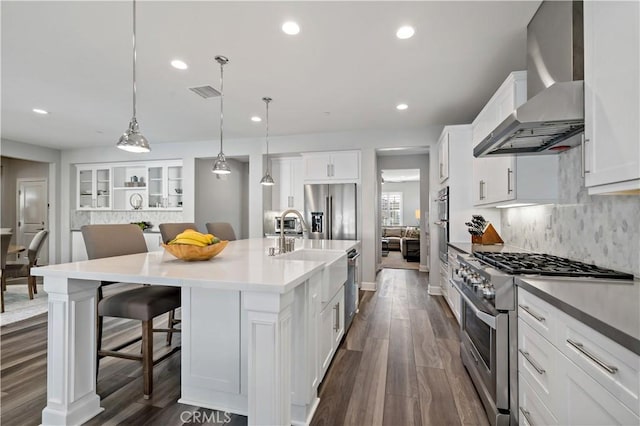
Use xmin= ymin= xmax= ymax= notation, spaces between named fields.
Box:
xmin=0 ymin=233 xmax=12 ymax=313
xmin=205 ymin=222 xmax=237 ymax=241
xmin=159 ymin=222 xmax=198 ymax=244
xmin=82 ymin=224 xmax=181 ymax=399
xmin=1 ymin=230 xmax=48 ymax=313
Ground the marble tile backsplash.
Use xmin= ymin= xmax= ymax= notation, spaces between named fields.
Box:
xmin=71 ymin=210 xmax=184 ymax=231
xmin=501 ymin=147 xmax=640 ymax=277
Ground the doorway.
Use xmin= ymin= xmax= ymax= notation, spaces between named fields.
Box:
xmin=16 ymin=179 xmax=48 ymax=264
xmin=380 ymin=169 xmax=420 ymax=270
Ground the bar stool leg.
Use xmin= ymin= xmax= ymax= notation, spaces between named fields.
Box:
xmin=142 ymin=320 xmax=153 ymax=399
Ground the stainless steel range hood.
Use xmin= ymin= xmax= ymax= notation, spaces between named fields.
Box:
xmin=474 ymin=1 xmax=584 ymax=157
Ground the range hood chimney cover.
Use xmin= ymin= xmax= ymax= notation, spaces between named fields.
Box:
xmin=474 ymin=1 xmax=585 ymax=157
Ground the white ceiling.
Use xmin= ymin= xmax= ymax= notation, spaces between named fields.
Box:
xmin=382 ymin=168 xmax=420 ymax=183
xmin=1 ymin=1 xmax=541 ymax=150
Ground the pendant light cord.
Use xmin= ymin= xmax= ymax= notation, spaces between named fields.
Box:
xmin=219 ymin=61 xmax=224 ymax=153
xmin=265 ymin=99 xmax=270 ymax=173
xmin=132 ymin=0 xmax=137 ymax=120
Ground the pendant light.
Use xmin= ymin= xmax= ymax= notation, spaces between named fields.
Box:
xmin=117 ymin=0 xmax=151 ymax=153
xmin=212 ymin=55 xmax=231 ymax=174
xmin=260 ymin=97 xmax=275 ymax=186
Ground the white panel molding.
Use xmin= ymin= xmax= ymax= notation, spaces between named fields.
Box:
xmin=41 ymin=277 xmax=103 ymax=426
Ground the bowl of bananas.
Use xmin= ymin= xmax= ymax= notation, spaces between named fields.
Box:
xmin=162 ymin=229 xmax=228 ymax=261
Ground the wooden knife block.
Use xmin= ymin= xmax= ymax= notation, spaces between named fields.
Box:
xmin=471 ymin=223 xmax=504 ymax=245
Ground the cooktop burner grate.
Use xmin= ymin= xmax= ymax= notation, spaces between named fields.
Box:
xmin=473 ymin=252 xmax=634 ymax=280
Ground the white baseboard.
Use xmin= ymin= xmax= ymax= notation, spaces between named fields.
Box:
xmin=361 ymin=281 xmax=376 ymax=291
xmin=419 ymin=264 xmax=429 ymax=272
xmin=427 ymin=285 xmax=442 ymax=295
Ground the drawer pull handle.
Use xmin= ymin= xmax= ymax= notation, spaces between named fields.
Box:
xmin=519 ymin=349 xmax=546 ymax=375
xmin=520 ymin=408 xmax=535 ymax=426
xmin=519 ymin=304 xmax=545 ymax=323
xmin=566 ymin=339 xmax=618 ymax=374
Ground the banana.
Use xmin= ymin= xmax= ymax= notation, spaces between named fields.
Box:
xmin=175 ymin=230 xmax=212 ymax=244
xmin=169 ymin=237 xmax=208 ymax=247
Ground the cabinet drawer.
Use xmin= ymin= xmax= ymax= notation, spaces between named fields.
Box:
xmin=519 ymin=373 xmax=558 ymax=426
xmin=518 ymin=319 xmax=559 ymax=413
xmin=518 ymin=289 xmax=557 ymax=344
xmin=560 ymin=352 xmax=639 ymax=425
xmin=558 ymin=312 xmax=640 ymax=416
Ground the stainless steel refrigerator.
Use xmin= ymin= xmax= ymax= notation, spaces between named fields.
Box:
xmin=304 ymin=183 xmax=357 ymax=240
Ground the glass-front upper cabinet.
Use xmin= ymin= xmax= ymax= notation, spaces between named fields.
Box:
xmin=77 ymin=166 xmax=111 ymax=210
xmin=147 ymin=161 xmax=182 ymax=210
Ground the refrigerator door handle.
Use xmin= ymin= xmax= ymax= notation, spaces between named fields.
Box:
xmin=325 ymin=196 xmax=330 ymax=239
xmin=330 ymin=196 xmax=334 ymax=239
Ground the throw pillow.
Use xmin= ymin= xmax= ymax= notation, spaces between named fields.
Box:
xmin=385 ymin=228 xmax=402 ymax=238
xmin=406 ymin=227 xmax=420 ymax=239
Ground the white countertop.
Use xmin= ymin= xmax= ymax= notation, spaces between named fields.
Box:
xmin=33 ymin=238 xmax=359 ymax=293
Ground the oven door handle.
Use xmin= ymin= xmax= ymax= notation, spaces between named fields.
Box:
xmin=454 ymin=281 xmax=496 ymax=329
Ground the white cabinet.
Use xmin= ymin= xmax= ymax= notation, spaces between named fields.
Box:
xmin=584 ymin=1 xmax=640 ymax=194
xmin=77 ymin=166 xmax=111 ymax=210
xmin=319 ymin=285 xmax=345 ymax=380
xmin=77 ymin=160 xmax=183 ymax=211
xmin=146 ymin=162 xmax=183 ymax=209
xmin=438 ymin=132 xmax=449 ymax=183
xmin=444 ymin=248 xmax=462 ymax=323
xmin=517 ymin=288 xmax=640 ymax=425
xmin=71 ymin=231 xmax=88 ymax=261
xmin=271 ymin=157 xmax=304 ymax=211
xmin=302 ymin=151 xmax=360 ymax=183
xmin=472 ymin=71 xmax=558 ymax=207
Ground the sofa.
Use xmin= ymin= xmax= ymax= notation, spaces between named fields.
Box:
xmin=381 ymin=226 xmax=420 ymax=261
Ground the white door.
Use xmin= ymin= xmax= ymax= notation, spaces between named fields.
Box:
xmin=17 ymin=179 xmax=48 ymax=264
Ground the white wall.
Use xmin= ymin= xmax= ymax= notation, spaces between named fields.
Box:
xmin=1 ymin=139 xmax=61 ymax=263
xmin=54 ymin=126 xmax=442 ymax=287
xmin=380 ymin=181 xmax=420 ymax=226
xmin=194 ymin=158 xmax=249 ymax=238
xmin=377 ymin=154 xmax=430 ymax=272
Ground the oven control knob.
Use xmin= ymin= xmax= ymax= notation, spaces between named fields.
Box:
xmin=469 ymin=274 xmax=483 ymax=288
xmin=482 ymin=286 xmax=496 ymax=300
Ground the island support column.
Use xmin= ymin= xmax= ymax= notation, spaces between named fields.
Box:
xmin=41 ymin=277 xmax=104 ymax=425
xmin=244 ymin=290 xmax=294 ymax=426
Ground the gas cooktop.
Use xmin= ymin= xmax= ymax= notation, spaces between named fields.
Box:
xmin=473 ymin=252 xmax=634 ymax=280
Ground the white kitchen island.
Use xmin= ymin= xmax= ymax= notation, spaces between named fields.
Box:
xmin=32 ymin=238 xmax=359 ymax=426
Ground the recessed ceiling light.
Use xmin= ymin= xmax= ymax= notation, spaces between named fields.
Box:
xmin=251 ymin=116 xmax=262 ymax=122
xmin=171 ymin=59 xmax=188 ymax=70
xmin=396 ymin=103 xmax=408 ymax=110
xmin=282 ymin=21 xmax=300 ymax=35
xmin=396 ymin=26 xmax=415 ymax=39
xmin=32 ymin=108 xmax=48 ymax=115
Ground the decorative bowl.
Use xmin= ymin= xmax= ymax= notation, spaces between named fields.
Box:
xmin=162 ymin=241 xmax=228 ymax=261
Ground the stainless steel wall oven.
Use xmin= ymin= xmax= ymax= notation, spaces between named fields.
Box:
xmin=435 ymin=187 xmax=449 ymax=263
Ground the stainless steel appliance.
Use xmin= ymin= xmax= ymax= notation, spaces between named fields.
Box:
xmin=434 ymin=187 xmax=449 ymax=263
xmin=474 ymin=1 xmax=585 ymax=157
xmin=274 ymin=216 xmax=298 ymax=233
xmin=304 ymin=184 xmax=357 ymax=240
xmin=453 ymin=251 xmax=634 ymax=426
xmin=344 ymin=249 xmax=360 ymax=331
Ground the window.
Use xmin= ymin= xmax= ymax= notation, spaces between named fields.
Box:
xmin=381 ymin=192 xmax=402 ymax=226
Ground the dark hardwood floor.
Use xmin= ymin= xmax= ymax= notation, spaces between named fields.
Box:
xmin=0 ymin=269 xmax=488 ymax=426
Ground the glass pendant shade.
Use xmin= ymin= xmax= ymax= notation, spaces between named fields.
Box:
xmin=117 ymin=0 xmax=150 ymax=153
xmin=212 ymin=55 xmax=230 ymax=174
xmin=260 ymin=96 xmax=274 ymax=186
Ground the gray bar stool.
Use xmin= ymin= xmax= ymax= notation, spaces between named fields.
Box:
xmin=205 ymin=222 xmax=237 ymax=241
xmin=82 ymin=224 xmax=180 ymax=399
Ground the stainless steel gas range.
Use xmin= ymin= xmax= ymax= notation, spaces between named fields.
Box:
xmin=452 ymin=251 xmax=634 ymax=426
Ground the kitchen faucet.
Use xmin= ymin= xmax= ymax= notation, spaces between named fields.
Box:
xmin=278 ymin=209 xmax=309 ymax=253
